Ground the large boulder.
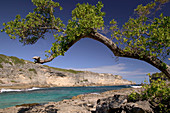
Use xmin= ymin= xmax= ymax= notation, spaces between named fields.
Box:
xmin=96 ymin=95 xmax=154 ymax=113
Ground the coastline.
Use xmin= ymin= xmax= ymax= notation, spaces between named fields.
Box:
xmin=0 ymin=87 xmax=142 ymax=113
xmin=0 ymin=83 xmax=135 ymax=90
xmin=0 ymin=84 xmax=50 ymax=90
xmin=0 ymin=54 xmax=135 ymax=89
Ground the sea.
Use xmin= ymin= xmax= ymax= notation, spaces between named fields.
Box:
xmin=0 ymin=85 xmax=136 ymax=109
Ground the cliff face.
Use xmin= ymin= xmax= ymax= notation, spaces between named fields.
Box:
xmin=0 ymin=54 xmax=135 ymax=88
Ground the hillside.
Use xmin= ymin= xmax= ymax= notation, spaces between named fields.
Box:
xmin=0 ymin=54 xmax=135 ymax=89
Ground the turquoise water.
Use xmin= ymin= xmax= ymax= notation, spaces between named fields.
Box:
xmin=0 ymin=85 xmax=131 ymax=109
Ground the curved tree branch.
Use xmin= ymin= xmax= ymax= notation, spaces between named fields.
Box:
xmin=33 ymin=34 xmax=86 ymax=64
xmin=88 ymin=31 xmax=170 ymax=78
xmin=34 ymin=31 xmax=170 ymax=78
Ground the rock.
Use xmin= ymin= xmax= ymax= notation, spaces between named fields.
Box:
xmin=121 ymin=101 xmax=154 ymax=113
xmin=32 ymin=56 xmax=40 ymax=60
xmin=96 ymin=95 xmax=128 ymax=113
xmin=96 ymin=94 xmax=154 ymax=113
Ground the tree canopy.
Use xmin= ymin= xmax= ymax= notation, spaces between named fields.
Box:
xmin=1 ymin=0 xmax=170 ymax=78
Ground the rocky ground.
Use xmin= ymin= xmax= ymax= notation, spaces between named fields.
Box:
xmin=0 ymin=88 xmax=148 ymax=113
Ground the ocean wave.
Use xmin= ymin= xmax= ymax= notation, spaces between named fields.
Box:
xmin=130 ymin=86 xmax=142 ymax=88
xmin=90 ymin=93 xmax=100 ymax=95
xmin=0 ymin=87 xmax=42 ymax=93
xmin=26 ymin=87 xmax=42 ymax=91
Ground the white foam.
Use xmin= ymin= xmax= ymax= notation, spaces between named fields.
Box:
xmin=90 ymin=93 xmax=100 ymax=95
xmin=131 ymin=86 xmax=142 ymax=88
xmin=0 ymin=87 xmax=42 ymax=93
xmin=26 ymin=87 xmax=41 ymax=91
xmin=0 ymin=88 xmax=21 ymax=93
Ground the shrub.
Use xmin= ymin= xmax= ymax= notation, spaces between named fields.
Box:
xmin=128 ymin=73 xmax=170 ymax=113
xmin=0 ymin=64 xmax=3 ymax=68
xmin=80 ymin=79 xmax=88 ymax=82
xmin=83 ymin=79 xmax=88 ymax=82
xmin=11 ymin=80 xmax=17 ymax=83
xmin=0 ymin=54 xmax=10 ymax=64
xmin=43 ymin=65 xmax=83 ymax=74
xmin=28 ymin=68 xmax=37 ymax=74
xmin=9 ymin=56 xmax=25 ymax=65
xmin=150 ymin=72 xmax=168 ymax=82
xmin=0 ymin=54 xmax=25 ymax=65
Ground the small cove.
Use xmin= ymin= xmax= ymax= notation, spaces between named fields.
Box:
xmin=0 ymin=85 xmax=132 ymax=109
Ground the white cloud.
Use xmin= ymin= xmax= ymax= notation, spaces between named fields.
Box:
xmin=69 ymin=63 xmax=156 ymax=78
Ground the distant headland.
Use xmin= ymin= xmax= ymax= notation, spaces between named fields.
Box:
xmin=0 ymin=54 xmax=135 ymax=89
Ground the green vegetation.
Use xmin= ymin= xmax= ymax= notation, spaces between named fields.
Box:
xmin=128 ymin=73 xmax=170 ymax=112
xmin=83 ymin=79 xmax=88 ymax=82
xmin=0 ymin=54 xmax=25 ymax=65
xmin=0 ymin=64 xmax=3 ymax=68
xmin=19 ymin=69 xmax=23 ymax=71
xmin=28 ymin=68 xmax=37 ymax=74
xmin=115 ymin=75 xmax=119 ymax=78
xmin=9 ymin=56 xmax=25 ymax=65
xmin=1 ymin=0 xmax=170 ymax=77
xmin=0 ymin=54 xmax=82 ymax=74
xmin=129 ymin=81 xmax=133 ymax=83
xmin=44 ymin=65 xmax=83 ymax=74
xmin=11 ymin=80 xmax=17 ymax=83
xmin=0 ymin=54 xmax=10 ymax=64
xmin=150 ymin=72 xmax=168 ymax=80
xmin=0 ymin=54 xmax=8 ymax=59
xmin=80 ymin=79 xmax=88 ymax=82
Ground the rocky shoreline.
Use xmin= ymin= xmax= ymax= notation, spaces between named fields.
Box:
xmin=0 ymin=88 xmax=143 ymax=113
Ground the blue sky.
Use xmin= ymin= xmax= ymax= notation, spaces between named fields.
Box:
xmin=0 ymin=0 xmax=169 ymax=83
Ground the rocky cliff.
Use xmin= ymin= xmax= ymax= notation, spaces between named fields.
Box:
xmin=0 ymin=54 xmax=135 ymax=88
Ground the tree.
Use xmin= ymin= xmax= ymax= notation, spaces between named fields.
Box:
xmin=1 ymin=0 xmax=170 ymax=78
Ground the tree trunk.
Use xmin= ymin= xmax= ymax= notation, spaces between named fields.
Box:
xmin=34 ymin=31 xmax=170 ymax=78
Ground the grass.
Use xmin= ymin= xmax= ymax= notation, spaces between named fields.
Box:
xmin=0 ymin=54 xmax=8 ymax=59
xmin=0 ymin=64 xmax=3 ymax=68
xmin=11 ymin=80 xmax=17 ymax=83
xmin=80 ymin=79 xmax=88 ymax=82
xmin=0 ymin=54 xmax=83 ymax=74
xmin=19 ymin=69 xmax=23 ymax=71
xmin=0 ymin=54 xmax=25 ymax=65
xmin=43 ymin=65 xmax=83 ymax=74
xmin=0 ymin=54 xmax=10 ymax=64
xmin=9 ymin=56 xmax=25 ymax=65
xmin=115 ymin=75 xmax=119 ymax=77
xmin=28 ymin=68 xmax=37 ymax=74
